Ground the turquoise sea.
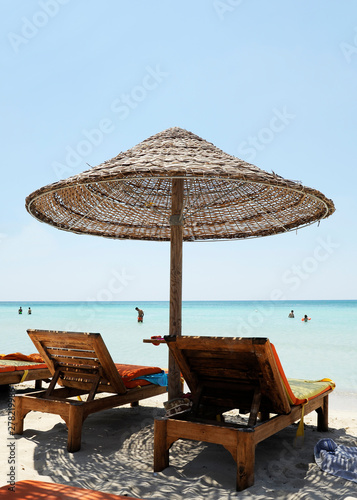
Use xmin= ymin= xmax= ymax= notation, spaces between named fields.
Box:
xmin=1 ymin=300 xmax=356 ymax=407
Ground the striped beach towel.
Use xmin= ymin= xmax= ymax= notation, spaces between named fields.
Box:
xmin=314 ymin=438 xmax=357 ymax=483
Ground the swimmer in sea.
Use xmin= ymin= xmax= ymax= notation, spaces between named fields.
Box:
xmin=302 ymin=314 xmax=311 ymax=322
xmin=18 ymin=307 xmax=22 ymax=314
xmin=288 ymin=310 xmax=294 ymax=318
xmin=135 ymin=307 xmax=144 ymax=323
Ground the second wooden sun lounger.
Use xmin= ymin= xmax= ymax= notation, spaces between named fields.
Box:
xmin=14 ymin=329 xmax=167 ymax=452
xmin=0 ymin=480 xmax=144 ymax=499
xmin=0 ymin=480 xmax=145 ymax=499
xmin=153 ymin=336 xmax=335 ymax=491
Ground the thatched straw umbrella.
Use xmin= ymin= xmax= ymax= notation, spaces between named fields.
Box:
xmin=26 ymin=127 xmax=335 ymax=398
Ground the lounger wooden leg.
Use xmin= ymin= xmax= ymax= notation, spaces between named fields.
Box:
xmin=67 ymin=404 xmax=84 ymax=452
xmin=154 ymin=418 xmax=169 ymax=471
xmin=260 ymin=411 xmax=270 ymax=421
xmin=14 ymin=397 xmax=26 ymax=435
xmin=35 ymin=380 xmax=42 ymax=390
xmin=236 ymin=430 xmax=255 ymax=491
xmin=317 ymin=394 xmax=329 ymax=432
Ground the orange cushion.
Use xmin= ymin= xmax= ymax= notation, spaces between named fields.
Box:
xmin=0 ymin=353 xmax=46 ymax=374
xmin=0 ymin=363 xmax=47 ymax=372
xmin=0 ymin=480 xmax=141 ymax=499
xmin=14 ymin=364 xmax=47 ymax=371
xmin=115 ymin=363 xmax=162 ymax=388
xmin=28 ymin=353 xmax=45 ymax=363
xmin=0 ymin=353 xmax=44 ymax=362
xmin=0 ymin=366 xmax=14 ymax=373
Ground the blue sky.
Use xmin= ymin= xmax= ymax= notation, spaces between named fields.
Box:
xmin=1 ymin=1 xmax=356 ymax=301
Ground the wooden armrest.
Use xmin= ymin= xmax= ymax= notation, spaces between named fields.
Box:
xmin=143 ymin=338 xmax=166 ymax=344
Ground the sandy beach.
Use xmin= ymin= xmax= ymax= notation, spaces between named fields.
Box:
xmin=0 ymin=382 xmax=356 ymax=500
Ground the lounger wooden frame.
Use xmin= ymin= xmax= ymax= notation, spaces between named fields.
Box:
xmin=14 ymin=329 xmax=167 ymax=452
xmin=153 ymin=336 xmax=333 ymax=491
xmin=0 ymin=367 xmax=50 ymax=387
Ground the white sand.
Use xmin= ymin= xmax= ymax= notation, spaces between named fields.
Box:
xmin=1 ymin=383 xmax=356 ymax=500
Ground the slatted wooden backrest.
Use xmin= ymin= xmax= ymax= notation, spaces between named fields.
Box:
xmin=167 ymin=336 xmax=291 ymax=414
xmin=27 ymin=329 xmax=127 ymax=394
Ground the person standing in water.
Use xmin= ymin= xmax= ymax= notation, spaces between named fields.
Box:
xmin=302 ymin=314 xmax=311 ymax=322
xmin=28 ymin=307 xmax=32 ymax=315
xmin=135 ymin=307 xmax=144 ymax=323
xmin=18 ymin=306 xmax=22 ymax=314
xmin=288 ymin=310 xmax=294 ymax=318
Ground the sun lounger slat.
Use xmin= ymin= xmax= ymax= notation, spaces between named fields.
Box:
xmin=31 ymin=333 xmax=99 ymax=349
xmin=46 ymin=347 xmax=98 ymax=359
xmin=188 ymin=365 xmax=259 ymax=381
xmin=174 ymin=336 xmax=268 ymax=352
xmin=49 ymin=357 xmax=101 ymax=369
xmin=186 ymin=350 xmax=256 ymax=361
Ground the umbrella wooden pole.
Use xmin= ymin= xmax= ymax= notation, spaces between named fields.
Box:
xmin=168 ymin=178 xmax=184 ymax=400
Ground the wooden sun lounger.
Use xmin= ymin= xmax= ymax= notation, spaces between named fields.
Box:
xmin=153 ymin=336 xmax=335 ymax=491
xmin=14 ymin=329 xmax=167 ymax=452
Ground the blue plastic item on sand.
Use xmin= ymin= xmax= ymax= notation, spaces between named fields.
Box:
xmin=134 ymin=370 xmax=168 ymax=387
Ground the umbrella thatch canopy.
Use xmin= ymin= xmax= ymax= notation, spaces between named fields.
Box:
xmin=26 ymin=127 xmax=335 ymax=397
xmin=26 ymin=127 xmax=334 ymax=241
